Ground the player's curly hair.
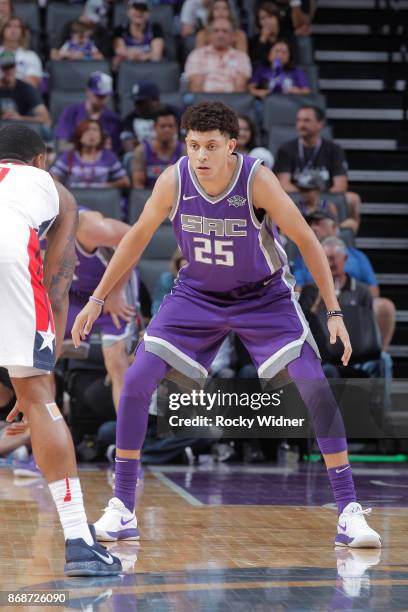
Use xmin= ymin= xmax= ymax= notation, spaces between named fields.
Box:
xmin=181 ymin=101 xmax=239 ymax=139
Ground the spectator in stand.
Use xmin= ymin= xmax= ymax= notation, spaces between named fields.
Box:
xmin=294 ymin=170 xmax=339 ymax=221
xmin=293 ymin=212 xmax=396 ymax=351
xmin=250 ymin=2 xmax=280 ymax=67
xmin=0 ymin=50 xmax=50 ymax=129
xmin=236 ymin=114 xmax=274 ymax=167
xmin=132 ymin=106 xmax=185 ymax=188
xmin=185 ymin=17 xmax=251 ymax=93
xmin=121 ymin=81 xmax=169 ymax=153
xmin=113 ymin=0 xmax=164 ymax=68
xmin=180 ymin=0 xmax=210 ymax=38
xmin=50 ymin=119 xmax=130 ymax=190
xmin=51 ymin=20 xmax=104 ymax=60
xmin=0 ymin=0 xmax=12 ymax=32
xmin=195 ymin=0 xmax=248 ymax=54
xmin=81 ymin=0 xmax=111 ymax=27
xmin=0 ymin=17 xmax=42 ymax=89
xmin=55 ymin=71 xmax=121 ymax=153
xmin=274 ymin=105 xmax=361 ymax=232
xmin=249 ymin=39 xmax=310 ymax=98
xmin=264 ymin=0 xmax=317 ymax=37
xmin=299 ymin=237 xmax=392 ymax=397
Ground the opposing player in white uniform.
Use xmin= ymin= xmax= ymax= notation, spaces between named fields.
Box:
xmin=0 ymin=124 xmax=121 ymax=576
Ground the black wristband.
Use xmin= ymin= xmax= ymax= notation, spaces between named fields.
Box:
xmin=326 ymin=310 xmax=343 ymax=318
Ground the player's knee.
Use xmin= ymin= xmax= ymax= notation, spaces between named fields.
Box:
xmin=103 ymin=343 xmax=129 ymax=380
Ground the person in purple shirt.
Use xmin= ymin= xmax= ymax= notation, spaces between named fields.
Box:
xmin=113 ymin=0 xmax=164 ymax=67
xmin=249 ymin=39 xmax=310 ymax=97
xmin=55 ymin=71 xmax=121 ymax=153
xmin=72 ymin=101 xmax=380 ymax=551
xmin=50 ymin=118 xmax=129 ymax=190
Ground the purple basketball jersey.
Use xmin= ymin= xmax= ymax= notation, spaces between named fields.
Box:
xmin=71 ymin=208 xmax=112 ymax=297
xmin=171 ymin=154 xmax=288 ymax=294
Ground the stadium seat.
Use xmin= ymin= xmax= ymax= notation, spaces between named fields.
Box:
xmin=119 ymin=91 xmax=183 ymax=119
xmin=15 ymin=3 xmax=40 ymax=52
xmin=138 ymin=259 xmax=170 ymax=296
xmin=296 ymin=37 xmax=314 ymax=65
xmin=48 ymin=60 xmax=111 ymax=91
xmin=302 ymin=64 xmax=319 ymax=94
xmin=0 ymin=120 xmax=42 ymax=135
xmin=46 ymin=3 xmax=83 ymax=48
xmin=268 ymin=124 xmax=332 ymax=158
xmin=142 ymin=225 xmax=177 ymax=259
xmin=128 ymin=189 xmax=152 ymax=224
xmin=50 ymin=90 xmax=114 ymax=124
xmin=263 ymin=94 xmax=326 ymax=129
xmin=339 ymin=227 xmax=355 ymax=248
xmin=117 ymin=61 xmax=180 ymax=96
xmin=70 ymin=188 xmax=122 ymax=219
xmin=187 ymin=93 xmax=257 ymax=123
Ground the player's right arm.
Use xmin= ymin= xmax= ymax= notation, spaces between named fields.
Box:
xmin=71 ymin=164 xmax=176 ymax=347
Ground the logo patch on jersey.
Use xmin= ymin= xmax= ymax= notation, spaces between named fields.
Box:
xmin=227 ymin=195 xmax=247 ymax=207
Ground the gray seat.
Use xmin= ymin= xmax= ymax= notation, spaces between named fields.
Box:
xmin=187 ymin=93 xmax=257 ymax=123
xmin=296 ymin=37 xmax=314 ymax=65
xmin=50 ymin=90 xmax=83 ymax=123
xmin=302 ymin=64 xmax=319 ymax=94
xmin=48 ymin=60 xmax=111 ymax=91
xmin=142 ymin=225 xmax=177 ymax=259
xmin=138 ymin=259 xmax=170 ymax=297
xmin=322 ymin=192 xmax=348 ymax=223
xmin=339 ymin=227 xmax=355 ymax=248
xmin=269 ymin=124 xmax=332 ymax=158
xmin=119 ymin=91 xmax=183 ymax=119
xmin=263 ymin=93 xmax=326 ymax=128
xmin=128 ymin=188 xmax=152 ymax=224
xmin=15 ymin=3 xmax=40 ymax=52
xmin=117 ymin=61 xmax=180 ymax=96
xmin=50 ymin=90 xmax=114 ymax=124
xmin=46 ymin=3 xmax=83 ymax=47
xmin=0 ymin=119 xmax=42 ymax=135
xmin=70 ymin=188 xmax=122 ymax=219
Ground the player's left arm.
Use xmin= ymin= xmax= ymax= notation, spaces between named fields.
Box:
xmin=43 ymin=182 xmax=78 ymax=358
xmin=252 ymin=165 xmax=351 ymax=365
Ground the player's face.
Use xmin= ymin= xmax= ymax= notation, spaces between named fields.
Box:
xmin=296 ymin=109 xmax=322 ymax=140
xmin=186 ymin=130 xmax=236 ymax=179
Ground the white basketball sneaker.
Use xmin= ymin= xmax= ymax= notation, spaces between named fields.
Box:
xmin=335 ymin=502 xmax=381 ymax=548
xmin=93 ymin=497 xmax=140 ymax=542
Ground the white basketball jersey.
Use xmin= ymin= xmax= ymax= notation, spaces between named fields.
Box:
xmin=0 ymin=162 xmax=59 ymax=238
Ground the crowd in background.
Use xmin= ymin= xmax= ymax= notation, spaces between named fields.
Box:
xmin=0 ymin=0 xmax=397 ymax=466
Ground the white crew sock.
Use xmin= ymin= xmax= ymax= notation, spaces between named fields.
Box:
xmin=48 ymin=477 xmax=93 ymax=545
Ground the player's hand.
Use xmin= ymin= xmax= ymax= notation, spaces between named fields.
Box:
xmin=103 ymin=291 xmax=136 ymax=329
xmin=327 ymin=316 xmax=352 ymax=366
xmin=5 ymin=403 xmax=29 ymax=434
xmin=71 ymin=300 xmax=103 ymax=348
xmin=4 ymin=421 xmax=29 ymax=436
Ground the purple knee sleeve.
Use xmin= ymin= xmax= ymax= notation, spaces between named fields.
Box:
xmin=287 ymin=342 xmax=348 ymax=454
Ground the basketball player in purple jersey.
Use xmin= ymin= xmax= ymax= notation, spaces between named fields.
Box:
xmin=72 ymin=102 xmax=381 ymax=548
